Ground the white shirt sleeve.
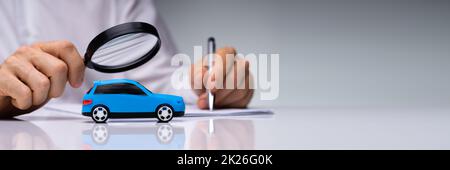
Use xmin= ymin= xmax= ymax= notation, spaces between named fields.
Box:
xmin=0 ymin=0 xmax=199 ymax=105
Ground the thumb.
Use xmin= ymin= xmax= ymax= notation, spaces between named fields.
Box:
xmin=196 ymin=93 xmax=209 ymax=109
xmin=0 ymin=88 xmax=7 ymax=96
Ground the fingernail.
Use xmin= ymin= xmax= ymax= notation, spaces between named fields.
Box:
xmin=73 ymin=81 xmax=82 ymax=88
xmin=76 ymin=76 xmax=84 ymax=88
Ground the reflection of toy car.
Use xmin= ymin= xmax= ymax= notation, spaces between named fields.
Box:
xmin=82 ymin=123 xmax=185 ymax=149
xmin=82 ymin=79 xmax=185 ymax=123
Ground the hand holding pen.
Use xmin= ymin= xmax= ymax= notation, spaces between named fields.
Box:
xmin=190 ymin=37 xmax=254 ymax=110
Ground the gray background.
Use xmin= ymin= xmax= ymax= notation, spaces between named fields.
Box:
xmin=155 ymin=0 xmax=450 ymax=108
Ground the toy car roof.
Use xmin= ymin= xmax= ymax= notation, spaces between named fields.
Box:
xmin=93 ymin=79 xmax=139 ymax=85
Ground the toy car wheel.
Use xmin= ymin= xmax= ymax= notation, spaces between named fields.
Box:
xmin=91 ymin=106 xmax=109 ymax=123
xmin=156 ymin=105 xmax=174 ymax=122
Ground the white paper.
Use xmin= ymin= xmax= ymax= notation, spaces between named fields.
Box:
xmin=183 ymin=105 xmax=273 ymax=117
xmin=43 ymin=102 xmax=273 ymax=118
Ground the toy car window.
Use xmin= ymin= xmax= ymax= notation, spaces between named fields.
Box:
xmin=94 ymin=83 xmax=146 ymax=95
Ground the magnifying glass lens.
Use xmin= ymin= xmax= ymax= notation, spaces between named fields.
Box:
xmin=91 ymin=33 xmax=158 ymax=67
xmin=84 ymin=22 xmax=161 ymax=73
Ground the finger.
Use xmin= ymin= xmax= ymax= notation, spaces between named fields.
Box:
xmin=214 ymin=74 xmax=250 ymax=107
xmin=193 ymin=47 xmax=237 ymax=95
xmin=0 ymin=75 xmax=6 ymax=96
xmin=207 ymin=61 xmax=226 ymax=93
xmin=211 ymin=57 xmax=236 ymax=103
xmin=196 ymin=92 xmax=209 ymax=109
xmin=32 ymin=41 xmax=85 ymax=87
xmin=215 ymin=59 xmax=252 ymax=108
xmin=0 ymin=68 xmax=9 ymax=97
xmin=212 ymin=58 xmax=249 ymax=97
xmin=215 ymin=47 xmax=236 ymax=77
xmin=211 ymin=47 xmax=236 ymax=92
xmin=24 ymin=48 xmax=68 ymax=98
xmin=0 ymin=67 xmax=32 ymax=110
xmin=203 ymin=64 xmax=216 ymax=93
xmin=234 ymin=59 xmax=250 ymax=89
xmin=4 ymin=56 xmax=50 ymax=105
xmin=216 ymin=47 xmax=237 ymax=62
xmin=220 ymin=58 xmax=248 ymax=91
xmin=204 ymin=70 xmax=217 ymax=94
xmin=214 ymin=89 xmax=234 ymax=105
xmin=220 ymin=89 xmax=254 ymax=108
xmin=215 ymin=90 xmax=246 ymax=107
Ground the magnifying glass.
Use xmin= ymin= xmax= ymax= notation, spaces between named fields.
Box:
xmin=84 ymin=22 xmax=161 ymax=73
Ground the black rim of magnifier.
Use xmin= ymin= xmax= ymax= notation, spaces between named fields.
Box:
xmin=84 ymin=22 xmax=161 ymax=73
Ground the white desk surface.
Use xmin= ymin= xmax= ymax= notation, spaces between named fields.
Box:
xmin=1 ymin=106 xmax=450 ymax=150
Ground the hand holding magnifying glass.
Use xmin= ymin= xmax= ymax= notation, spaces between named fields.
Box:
xmin=0 ymin=40 xmax=85 ymax=116
xmin=0 ymin=22 xmax=161 ymax=116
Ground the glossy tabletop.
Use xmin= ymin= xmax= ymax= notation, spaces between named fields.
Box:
xmin=1 ymin=105 xmax=450 ymax=150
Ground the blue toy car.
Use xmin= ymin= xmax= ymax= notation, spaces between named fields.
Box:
xmin=82 ymin=79 xmax=185 ymax=123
